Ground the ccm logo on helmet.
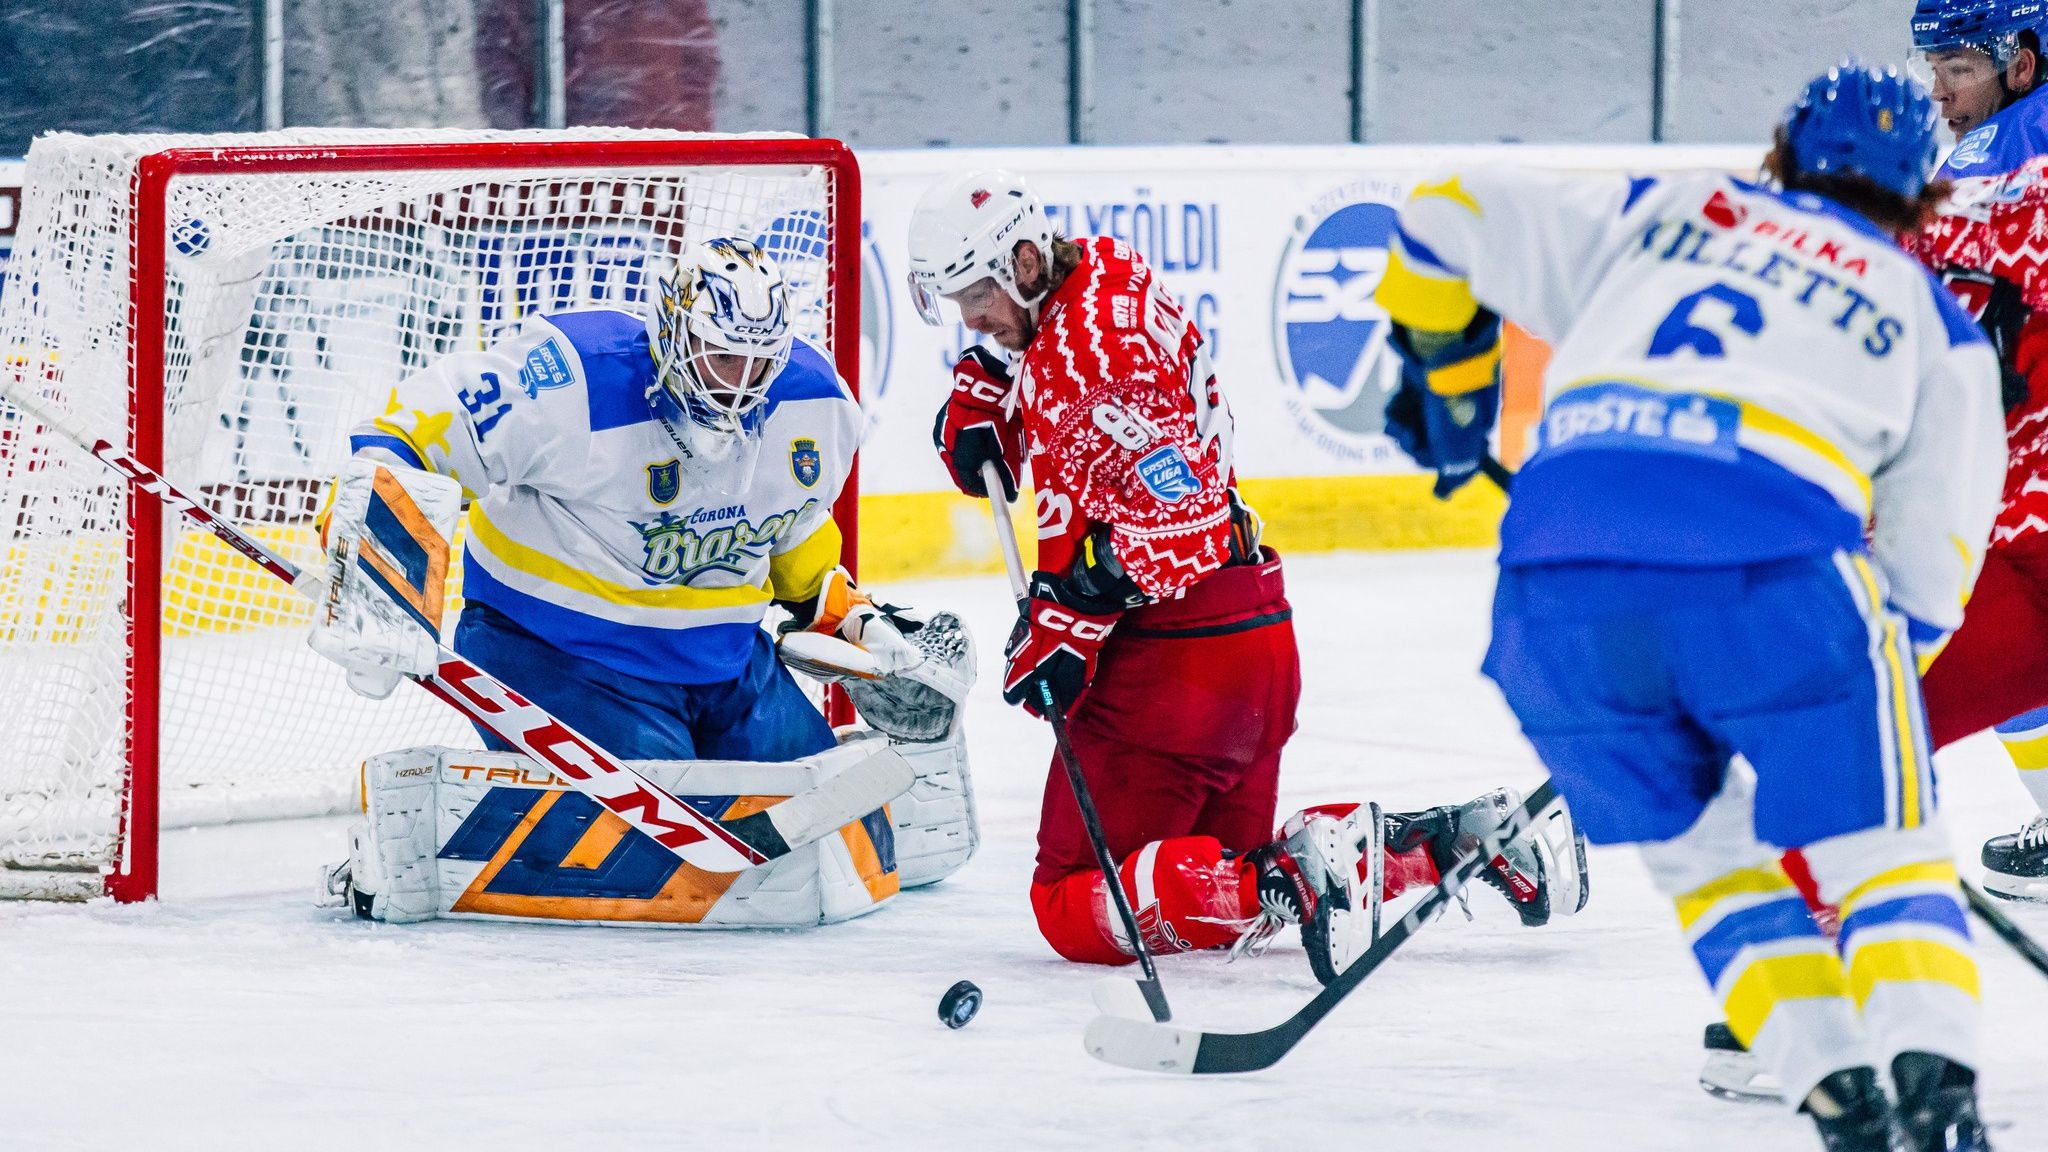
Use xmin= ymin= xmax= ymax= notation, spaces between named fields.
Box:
xmin=1033 ymin=604 xmax=1115 ymax=642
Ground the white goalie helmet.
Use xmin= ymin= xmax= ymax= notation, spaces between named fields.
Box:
xmin=906 ymin=169 xmax=1055 ymax=326
xmin=651 ymin=236 xmax=795 ymax=437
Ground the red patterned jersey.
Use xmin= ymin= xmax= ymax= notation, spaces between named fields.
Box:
xmin=1916 ymin=127 xmax=2048 ymax=546
xmin=1017 ymin=237 xmax=1237 ymax=598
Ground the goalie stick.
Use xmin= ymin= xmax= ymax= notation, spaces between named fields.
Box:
xmin=985 ymin=461 xmax=1173 ymax=1024
xmin=4 ymin=385 xmax=912 ymax=879
xmin=1083 ymin=780 xmax=1561 ymax=1074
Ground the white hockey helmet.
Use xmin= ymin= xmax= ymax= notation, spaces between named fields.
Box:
xmin=906 ymin=169 xmax=1055 ymax=326
xmin=651 ymin=236 xmax=794 ymax=435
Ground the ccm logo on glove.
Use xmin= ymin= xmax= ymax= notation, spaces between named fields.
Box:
xmin=932 ymin=346 xmax=1025 ymax=502
xmin=1030 ymin=602 xmax=1115 ymax=642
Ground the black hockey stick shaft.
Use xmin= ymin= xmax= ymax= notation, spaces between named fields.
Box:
xmin=1963 ymin=881 xmax=2048 ymax=979
xmin=1085 ymin=780 xmax=1560 ymax=1073
xmin=1040 ymin=683 xmax=1173 ymax=1022
xmin=983 ymin=462 xmax=1172 ymax=1022
xmin=1479 ymin=453 xmax=1513 ymax=493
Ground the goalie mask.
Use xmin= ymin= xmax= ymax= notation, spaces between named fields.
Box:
xmin=650 ymin=237 xmax=794 ymax=466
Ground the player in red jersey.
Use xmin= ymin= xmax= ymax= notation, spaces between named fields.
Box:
xmin=1909 ymin=0 xmax=2048 ymax=901
xmin=905 ymin=169 xmax=1588 ymax=981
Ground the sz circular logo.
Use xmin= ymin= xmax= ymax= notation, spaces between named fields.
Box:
xmin=1272 ymin=181 xmax=1410 ymax=466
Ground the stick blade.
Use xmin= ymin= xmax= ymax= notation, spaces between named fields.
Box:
xmin=725 ymin=748 xmax=915 ymax=862
xmin=1083 ymin=1014 xmax=1203 ymax=1074
xmin=1091 ymin=976 xmax=1157 ymax=1020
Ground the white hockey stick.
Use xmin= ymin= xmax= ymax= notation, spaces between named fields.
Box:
xmin=5 ymin=385 xmax=911 ymax=875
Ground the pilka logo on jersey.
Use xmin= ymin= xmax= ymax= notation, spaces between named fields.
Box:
xmin=970 ymin=189 xmax=992 ymax=209
xmin=1701 ymin=189 xmax=1749 ymax=230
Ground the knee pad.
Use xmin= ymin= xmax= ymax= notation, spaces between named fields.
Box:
xmin=1029 ymin=836 xmax=1258 ymax=965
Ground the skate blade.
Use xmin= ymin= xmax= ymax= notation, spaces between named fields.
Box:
xmin=1699 ymin=1050 xmax=1782 ymax=1105
xmin=1979 ymin=873 xmax=2048 ymax=903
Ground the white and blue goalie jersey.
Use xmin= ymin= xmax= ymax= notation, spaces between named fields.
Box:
xmin=1378 ymin=170 xmax=2005 ymax=642
xmin=349 ymin=310 xmax=859 ymax=684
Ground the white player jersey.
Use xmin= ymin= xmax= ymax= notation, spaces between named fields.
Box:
xmin=1383 ymin=169 xmax=2004 ymax=637
xmin=349 ymin=309 xmax=859 ymax=684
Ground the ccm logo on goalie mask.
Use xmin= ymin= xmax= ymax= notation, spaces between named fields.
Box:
xmin=1033 ymin=603 xmax=1114 ymax=641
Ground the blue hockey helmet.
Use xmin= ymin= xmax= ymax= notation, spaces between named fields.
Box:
xmin=1781 ymin=62 xmax=1941 ymax=199
xmin=1913 ymin=0 xmax=2046 ymax=65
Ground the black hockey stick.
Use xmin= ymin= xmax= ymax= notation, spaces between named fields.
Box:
xmin=1084 ymin=780 xmax=1560 ymax=1073
xmin=983 ymin=462 xmax=1173 ymax=1024
xmin=1963 ymin=882 xmax=2048 ymax=979
xmin=1478 ymin=452 xmax=1514 ymax=493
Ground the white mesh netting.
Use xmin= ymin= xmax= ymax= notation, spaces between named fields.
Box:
xmin=0 ymin=128 xmax=845 ymax=898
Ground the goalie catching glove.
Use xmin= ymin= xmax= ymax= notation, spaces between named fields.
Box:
xmin=778 ymin=567 xmax=977 ymax=743
xmin=307 ymin=459 xmax=462 ymax=699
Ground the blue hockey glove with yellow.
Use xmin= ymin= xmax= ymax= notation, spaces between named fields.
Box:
xmin=1382 ymin=309 xmax=1503 ymax=498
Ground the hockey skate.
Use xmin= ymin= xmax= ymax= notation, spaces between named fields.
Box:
xmin=1235 ymin=807 xmax=1373 ymax=986
xmin=1698 ymin=1021 xmax=1783 ymax=1104
xmin=319 ymin=826 xmax=378 ymax=920
xmin=1802 ymin=1067 xmax=1905 ymax=1152
xmin=1980 ymin=815 xmax=2048 ymax=903
xmin=1892 ymin=1052 xmax=1994 ymax=1152
xmin=1385 ymin=787 xmax=1590 ymax=927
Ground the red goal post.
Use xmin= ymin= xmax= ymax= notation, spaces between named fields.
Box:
xmin=0 ymin=130 xmax=861 ymax=902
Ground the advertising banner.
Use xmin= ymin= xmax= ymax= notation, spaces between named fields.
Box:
xmin=851 ymin=145 xmax=1756 ymax=579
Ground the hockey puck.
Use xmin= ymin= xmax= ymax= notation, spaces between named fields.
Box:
xmin=938 ymin=980 xmax=982 ymax=1029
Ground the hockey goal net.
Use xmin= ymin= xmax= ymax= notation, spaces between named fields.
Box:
xmin=0 ymin=129 xmax=861 ymax=901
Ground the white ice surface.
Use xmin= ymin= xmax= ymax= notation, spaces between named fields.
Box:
xmin=3 ymin=550 xmax=2044 ymax=1151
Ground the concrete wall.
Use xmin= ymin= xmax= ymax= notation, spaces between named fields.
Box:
xmin=0 ymin=0 xmax=1922 ymax=154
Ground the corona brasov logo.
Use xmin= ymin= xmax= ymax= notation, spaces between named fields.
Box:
xmin=1271 ymin=181 xmax=1410 ymax=467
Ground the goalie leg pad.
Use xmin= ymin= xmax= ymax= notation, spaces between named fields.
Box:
xmin=339 ymin=750 xmax=443 ymax=923
xmin=340 ymin=741 xmax=909 ymax=928
xmin=837 ymin=727 xmax=979 ymax=888
xmin=307 ymin=460 xmax=461 ymax=698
